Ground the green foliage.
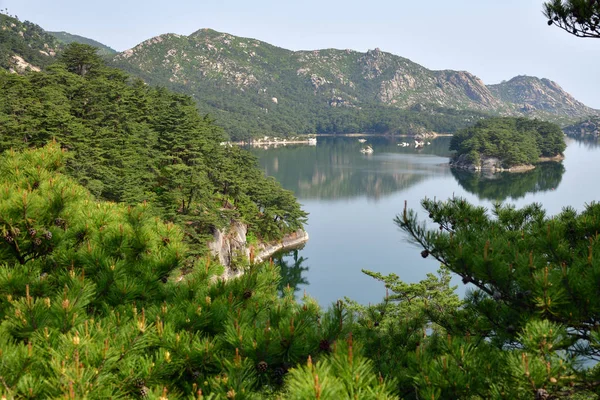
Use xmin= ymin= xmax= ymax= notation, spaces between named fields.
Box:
xmin=60 ymin=42 xmax=104 ymax=76
xmin=284 ymin=339 xmax=398 ymax=399
xmin=450 ymin=117 xmax=565 ymax=168
xmin=393 ymin=196 xmax=600 ymax=398
xmin=0 ymin=44 xmax=307 ymax=251
xmin=544 ymin=0 xmax=600 ymax=38
xmin=0 ymin=144 xmax=350 ymax=398
xmin=345 ymin=269 xmax=462 ymax=398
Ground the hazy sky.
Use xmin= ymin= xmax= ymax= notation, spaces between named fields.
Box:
xmin=3 ymin=0 xmax=599 ymax=108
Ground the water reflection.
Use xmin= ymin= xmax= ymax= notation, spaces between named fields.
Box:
xmin=251 ymin=137 xmax=453 ymax=200
xmin=565 ymin=135 xmax=600 ymax=149
xmin=451 ymin=162 xmax=565 ymax=201
xmin=274 ymin=249 xmax=309 ymax=296
xmin=252 ymin=136 xmax=600 ymax=306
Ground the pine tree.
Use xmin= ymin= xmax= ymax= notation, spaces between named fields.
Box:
xmin=395 ymin=197 xmax=600 ymax=398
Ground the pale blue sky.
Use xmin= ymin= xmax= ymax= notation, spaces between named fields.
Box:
xmin=3 ymin=0 xmax=599 ymax=108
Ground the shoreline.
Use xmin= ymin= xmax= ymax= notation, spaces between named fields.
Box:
xmin=252 ymin=229 xmax=309 ymax=264
xmin=450 ymin=153 xmax=565 ymax=173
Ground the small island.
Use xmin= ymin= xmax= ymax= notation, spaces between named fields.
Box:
xmin=449 ymin=117 xmax=566 ymax=172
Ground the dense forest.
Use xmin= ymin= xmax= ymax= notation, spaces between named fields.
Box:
xmin=0 ymin=44 xmax=306 ymax=252
xmin=450 ymin=117 xmax=566 ymax=168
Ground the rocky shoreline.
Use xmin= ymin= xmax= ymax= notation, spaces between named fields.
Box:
xmin=208 ymin=221 xmax=309 ymax=275
xmin=450 ymin=153 xmax=564 ymax=173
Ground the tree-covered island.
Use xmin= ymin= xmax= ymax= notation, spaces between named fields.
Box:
xmin=449 ymin=117 xmax=566 ymax=172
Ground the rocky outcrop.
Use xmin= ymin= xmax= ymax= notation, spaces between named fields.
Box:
xmin=207 ymin=222 xmax=309 ymax=268
xmin=450 ymin=154 xmax=535 ymax=173
xmin=487 ymin=76 xmax=598 ymax=119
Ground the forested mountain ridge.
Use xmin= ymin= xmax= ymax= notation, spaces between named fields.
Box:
xmin=48 ymin=31 xmax=117 ymax=55
xmin=110 ymin=28 xmax=600 ymax=139
xmin=3 ymin=14 xmax=596 ymax=141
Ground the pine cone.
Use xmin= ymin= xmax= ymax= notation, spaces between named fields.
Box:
xmin=11 ymin=227 xmax=20 ymax=236
xmin=462 ymin=276 xmax=472 ymax=284
xmin=256 ymin=361 xmax=268 ymax=373
xmin=133 ymin=378 xmax=145 ymax=388
xmin=54 ymin=218 xmax=67 ymax=229
xmin=273 ymin=366 xmax=287 ymax=384
xmin=421 ymin=249 xmax=429 ymax=258
xmin=3 ymin=233 xmax=14 ymax=244
xmin=44 ymin=231 xmax=52 ymax=241
xmin=32 ymin=181 xmax=40 ymax=190
xmin=319 ymin=339 xmax=331 ymax=352
xmin=28 ymin=228 xmax=37 ymax=237
xmin=139 ymin=386 xmax=149 ymax=398
xmin=33 ymin=238 xmax=42 ymax=247
xmin=243 ymin=289 xmax=253 ymax=299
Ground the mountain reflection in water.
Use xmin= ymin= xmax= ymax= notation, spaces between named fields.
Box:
xmin=251 ymin=136 xmax=590 ymax=306
xmin=251 ymin=137 xmax=452 ymax=201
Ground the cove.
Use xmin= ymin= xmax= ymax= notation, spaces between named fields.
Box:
xmin=250 ymin=136 xmax=600 ymax=306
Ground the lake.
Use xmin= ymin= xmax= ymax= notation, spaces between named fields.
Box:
xmin=250 ymin=136 xmax=600 ymax=307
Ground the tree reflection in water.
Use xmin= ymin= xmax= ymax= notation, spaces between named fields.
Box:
xmin=274 ymin=249 xmax=309 ymax=297
xmin=451 ymin=161 xmax=565 ymax=201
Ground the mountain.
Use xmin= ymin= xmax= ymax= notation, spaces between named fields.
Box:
xmin=49 ymin=31 xmax=117 ymax=55
xmin=110 ymin=28 xmax=600 ymax=140
xmin=488 ymin=76 xmax=596 ymax=126
xmin=0 ymin=13 xmax=61 ymax=72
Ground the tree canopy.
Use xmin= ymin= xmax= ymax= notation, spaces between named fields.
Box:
xmin=544 ymin=0 xmax=600 ymax=38
xmin=0 ymin=43 xmax=307 ymax=251
xmin=450 ymin=117 xmax=566 ymax=169
xmin=394 ymin=197 xmax=600 ymax=398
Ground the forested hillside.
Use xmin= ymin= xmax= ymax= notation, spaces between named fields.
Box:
xmin=0 ymin=13 xmax=61 ymax=72
xmin=0 ymin=44 xmax=306 ymax=252
xmin=110 ymin=29 xmax=599 ymax=140
xmin=49 ymin=30 xmax=117 ymax=55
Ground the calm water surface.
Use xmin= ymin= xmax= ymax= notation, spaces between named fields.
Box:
xmin=251 ymin=136 xmax=600 ymax=307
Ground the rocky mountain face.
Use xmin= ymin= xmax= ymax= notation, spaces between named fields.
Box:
xmin=0 ymin=13 xmax=61 ymax=72
xmin=111 ymin=28 xmax=599 ymax=136
xmin=488 ymin=76 xmax=597 ymax=124
xmin=0 ymin=13 xmax=119 ymax=73
xmin=1 ymin=16 xmax=597 ymax=139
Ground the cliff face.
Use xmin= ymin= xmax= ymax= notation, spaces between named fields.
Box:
xmin=207 ymin=221 xmax=308 ymax=270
